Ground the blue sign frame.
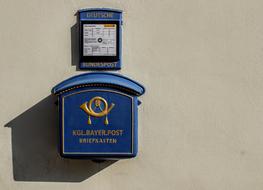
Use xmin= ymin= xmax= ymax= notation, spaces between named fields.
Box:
xmin=79 ymin=8 xmax=123 ymax=70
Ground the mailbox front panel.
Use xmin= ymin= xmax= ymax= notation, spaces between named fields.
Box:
xmin=59 ymin=88 xmax=137 ymax=158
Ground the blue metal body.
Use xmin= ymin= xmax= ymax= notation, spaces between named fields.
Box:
xmin=79 ymin=8 xmax=122 ymax=70
xmin=52 ymin=73 xmax=145 ymax=159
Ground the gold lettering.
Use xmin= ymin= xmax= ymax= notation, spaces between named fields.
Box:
xmin=120 ymin=130 xmax=123 ymax=135
xmin=78 ymin=138 xmax=118 ymax=144
xmin=87 ymin=12 xmax=113 ymax=18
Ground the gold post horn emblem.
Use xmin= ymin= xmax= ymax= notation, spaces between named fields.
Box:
xmin=80 ymin=96 xmax=115 ymax=125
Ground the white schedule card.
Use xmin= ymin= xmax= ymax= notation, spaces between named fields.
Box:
xmin=83 ymin=24 xmax=117 ymax=56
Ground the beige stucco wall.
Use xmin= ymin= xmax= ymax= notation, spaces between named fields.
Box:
xmin=1 ymin=0 xmax=263 ymax=189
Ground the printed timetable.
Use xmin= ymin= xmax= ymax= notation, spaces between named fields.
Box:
xmin=83 ymin=24 xmax=117 ymax=56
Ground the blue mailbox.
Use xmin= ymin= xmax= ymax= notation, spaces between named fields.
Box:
xmin=79 ymin=8 xmax=122 ymax=70
xmin=52 ymin=73 xmax=145 ymax=159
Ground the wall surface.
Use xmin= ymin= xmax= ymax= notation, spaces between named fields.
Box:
xmin=1 ymin=0 xmax=263 ymax=189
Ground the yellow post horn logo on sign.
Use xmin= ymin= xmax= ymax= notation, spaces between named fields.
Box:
xmin=80 ymin=96 xmax=115 ymax=125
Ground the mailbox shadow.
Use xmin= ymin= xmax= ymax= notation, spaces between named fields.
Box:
xmin=71 ymin=12 xmax=81 ymax=71
xmin=71 ymin=23 xmax=80 ymax=71
xmin=5 ymin=95 xmax=117 ymax=182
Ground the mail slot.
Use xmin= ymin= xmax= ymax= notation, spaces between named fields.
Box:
xmin=52 ymin=72 xmax=145 ymax=159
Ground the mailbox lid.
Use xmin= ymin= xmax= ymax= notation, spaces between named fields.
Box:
xmin=52 ymin=72 xmax=145 ymax=96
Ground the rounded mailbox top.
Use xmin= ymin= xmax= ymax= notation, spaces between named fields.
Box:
xmin=51 ymin=72 xmax=145 ymax=96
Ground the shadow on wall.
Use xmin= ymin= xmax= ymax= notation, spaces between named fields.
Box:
xmin=71 ymin=12 xmax=81 ymax=71
xmin=5 ymin=95 xmax=117 ymax=182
